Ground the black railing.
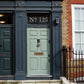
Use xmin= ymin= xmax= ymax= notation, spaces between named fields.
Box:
xmin=62 ymin=46 xmax=84 ymax=83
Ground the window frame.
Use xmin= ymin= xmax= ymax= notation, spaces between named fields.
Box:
xmin=72 ymin=4 xmax=84 ymax=51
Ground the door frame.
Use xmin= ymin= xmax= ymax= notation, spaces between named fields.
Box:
xmin=26 ymin=12 xmax=52 ymax=79
xmin=26 ymin=10 xmax=62 ymax=79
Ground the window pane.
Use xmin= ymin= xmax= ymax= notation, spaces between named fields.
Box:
xmin=81 ymin=33 xmax=84 ymax=43
xmin=80 ymin=21 xmax=84 ymax=30
xmin=75 ymin=8 xmax=80 ymax=20
xmin=75 ymin=21 xmax=80 ymax=30
xmin=75 ymin=33 xmax=81 ymax=43
xmin=80 ymin=8 xmax=84 ymax=20
xmin=75 ymin=44 xmax=81 ymax=51
xmin=81 ymin=44 xmax=84 ymax=52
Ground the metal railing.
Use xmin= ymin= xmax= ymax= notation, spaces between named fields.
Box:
xmin=62 ymin=46 xmax=84 ymax=83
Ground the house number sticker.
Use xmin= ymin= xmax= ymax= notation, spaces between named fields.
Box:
xmin=28 ymin=15 xmax=49 ymax=24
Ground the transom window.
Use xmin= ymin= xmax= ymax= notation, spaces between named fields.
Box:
xmin=0 ymin=13 xmax=13 ymax=24
xmin=72 ymin=5 xmax=84 ymax=52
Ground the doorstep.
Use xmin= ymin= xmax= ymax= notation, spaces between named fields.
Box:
xmin=0 ymin=80 xmax=62 ymax=84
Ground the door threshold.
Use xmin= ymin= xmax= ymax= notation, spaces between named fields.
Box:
xmin=0 ymin=75 xmax=14 ymax=80
xmin=26 ymin=75 xmax=52 ymax=80
xmin=27 ymin=75 xmax=52 ymax=77
xmin=0 ymin=75 xmax=14 ymax=77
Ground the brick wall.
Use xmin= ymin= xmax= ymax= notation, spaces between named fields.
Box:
xmin=67 ymin=0 xmax=72 ymax=47
xmin=62 ymin=0 xmax=68 ymax=47
xmin=62 ymin=0 xmax=73 ymax=48
xmin=70 ymin=0 xmax=84 ymax=4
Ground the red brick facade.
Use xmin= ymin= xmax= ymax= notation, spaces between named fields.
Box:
xmin=67 ymin=0 xmax=72 ymax=47
xmin=71 ymin=0 xmax=84 ymax=4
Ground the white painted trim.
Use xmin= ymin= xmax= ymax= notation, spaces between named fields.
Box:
xmin=71 ymin=4 xmax=84 ymax=51
xmin=71 ymin=4 xmax=75 ymax=50
xmin=71 ymin=4 xmax=84 ymax=8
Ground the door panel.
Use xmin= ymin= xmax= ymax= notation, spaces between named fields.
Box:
xmin=0 ymin=28 xmax=12 ymax=75
xmin=30 ymin=58 xmax=38 ymax=70
xmin=27 ymin=28 xmax=50 ymax=75
xmin=3 ymin=39 xmax=11 ymax=51
xmin=30 ymin=39 xmax=37 ymax=51
xmin=41 ymin=39 xmax=47 ymax=51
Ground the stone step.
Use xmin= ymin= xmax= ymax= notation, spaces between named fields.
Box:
xmin=0 ymin=80 xmax=61 ymax=84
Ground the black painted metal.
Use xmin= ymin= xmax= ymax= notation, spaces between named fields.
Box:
xmin=62 ymin=46 xmax=84 ymax=83
xmin=0 ymin=0 xmax=63 ymax=80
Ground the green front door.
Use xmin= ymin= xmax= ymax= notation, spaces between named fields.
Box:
xmin=27 ymin=28 xmax=50 ymax=75
xmin=0 ymin=28 xmax=12 ymax=75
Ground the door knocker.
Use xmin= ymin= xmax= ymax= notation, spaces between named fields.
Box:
xmin=37 ymin=44 xmax=40 ymax=47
